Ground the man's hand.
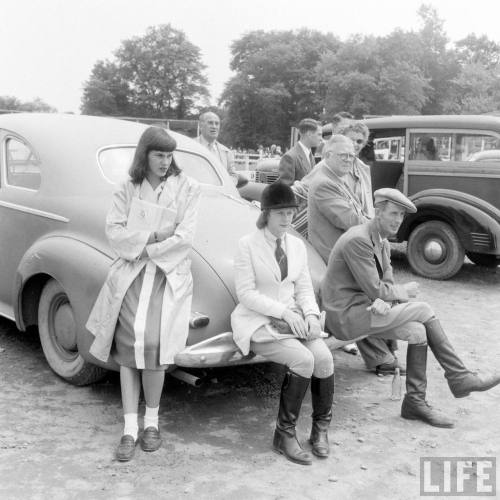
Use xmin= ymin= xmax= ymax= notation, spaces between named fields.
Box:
xmin=366 ymin=298 xmax=391 ymax=316
xmin=305 ymin=314 xmax=322 ymax=340
xmin=404 ymin=281 xmax=419 ymax=298
xmin=282 ymin=309 xmax=308 ymax=338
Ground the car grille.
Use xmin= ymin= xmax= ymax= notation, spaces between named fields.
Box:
xmin=255 ymin=171 xmax=279 ymax=184
xmin=470 ymin=232 xmax=492 ymax=249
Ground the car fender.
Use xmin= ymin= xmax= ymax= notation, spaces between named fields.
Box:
xmin=14 ymin=234 xmax=114 ymax=369
xmin=398 ymin=189 xmax=500 ymax=255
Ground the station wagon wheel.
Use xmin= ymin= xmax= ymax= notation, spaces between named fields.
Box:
xmin=38 ymin=279 xmax=105 ymax=385
xmin=407 ymin=221 xmax=465 ymax=280
xmin=466 ymin=252 xmax=499 ymax=268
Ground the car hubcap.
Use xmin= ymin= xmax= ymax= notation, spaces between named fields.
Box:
xmin=423 ymin=239 xmax=446 ymax=264
xmin=50 ymin=294 xmax=77 ymax=354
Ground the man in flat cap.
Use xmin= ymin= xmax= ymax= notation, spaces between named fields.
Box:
xmin=321 ymin=188 xmax=500 ymax=427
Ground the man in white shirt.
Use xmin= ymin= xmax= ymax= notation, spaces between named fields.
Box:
xmin=196 ymin=111 xmax=236 ymax=176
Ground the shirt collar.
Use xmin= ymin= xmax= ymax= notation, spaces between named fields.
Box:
xmin=199 ymin=135 xmax=217 ymax=149
xmin=264 ymin=227 xmax=287 ymax=245
xmin=298 ymin=140 xmax=310 ymax=158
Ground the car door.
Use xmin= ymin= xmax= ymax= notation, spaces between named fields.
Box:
xmin=0 ymin=130 xmax=65 ymax=318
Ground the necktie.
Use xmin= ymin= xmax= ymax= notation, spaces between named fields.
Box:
xmin=309 ymin=151 xmax=316 ymax=170
xmin=275 ymin=238 xmax=288 ymax=281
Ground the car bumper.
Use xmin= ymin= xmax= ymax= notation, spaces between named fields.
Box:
xmin=174 ymin=332 xmax=266 ymax=368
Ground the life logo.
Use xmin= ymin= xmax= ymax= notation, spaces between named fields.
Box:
xmin=420 ymin=457 xmax=496 ymax=496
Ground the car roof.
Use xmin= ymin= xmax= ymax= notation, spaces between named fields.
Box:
xmin=364 ymin=115 xmax=500 ymax=131
xmin=0 ymin=112 xmax=206 ymax=155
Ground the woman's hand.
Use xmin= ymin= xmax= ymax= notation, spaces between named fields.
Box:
xmin=281 ymin=309 xmax=308 ymax=338
xmin=305 ymin=314 xmax=322 ymax=340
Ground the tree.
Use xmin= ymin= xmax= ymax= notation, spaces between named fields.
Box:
xmin=220 ymin=29 xmax=339 ymax=147
xmin=81 ymin=24 xmax=209 ymax=119
xmin=0 ymin=96 xmax=56 ymax=113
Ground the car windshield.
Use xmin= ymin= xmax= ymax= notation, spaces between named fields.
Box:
xmin=98 ymin=146 xmax=223 ymax=185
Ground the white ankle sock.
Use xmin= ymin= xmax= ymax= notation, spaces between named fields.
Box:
xmin=123 ymin=413 xmax=138 ymax=440
xmin=144 ymin=405 xmax=159 ymax=430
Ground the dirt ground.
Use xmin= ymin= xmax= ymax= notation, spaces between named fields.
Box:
xmin=0 ymin=255 xmax=499 ymax=500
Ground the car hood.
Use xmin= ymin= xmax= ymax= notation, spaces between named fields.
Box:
xmin=192 ymin=190 xmax=259 ymax=302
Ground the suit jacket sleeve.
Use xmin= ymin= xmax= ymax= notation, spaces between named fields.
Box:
xmin=234 ymin=237 xmax=287 ymax=319
xmin=105 ymin=180 xmax=150 ymax=261
xmin=314 ymin=180 xmax=368 ymax=231
xmin=146 ymin=179 xmax=201 ymax=274
xmin=278 ymin=153 xmax=295 ymax=186
xmin=342 ymin=236 xmax=409 ymax=302
xmin=293 ymin=242 xmax=321 ymax=317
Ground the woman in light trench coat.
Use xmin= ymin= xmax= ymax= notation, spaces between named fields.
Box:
xmin=86 ymin=127 xmax=200 ymax=461
xmin=231 ymin=182 xmax=334 ymax=466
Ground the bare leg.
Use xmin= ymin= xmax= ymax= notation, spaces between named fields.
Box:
xmin=120 ymin=366 xmax=141 ymax=414
xmin=142 ymin=369 xmax=165 ymax=408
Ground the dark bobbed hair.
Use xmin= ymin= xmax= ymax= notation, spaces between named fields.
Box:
xmin=129 ymin=126 xmax=181 ymax=184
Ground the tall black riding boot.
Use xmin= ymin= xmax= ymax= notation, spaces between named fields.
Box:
xmin=273 ymin=371 xmax=312 ymax=465
xmin=425 ymin=318 xmax=500 ymax=398
xmin=309 ymin=374 xmax=334 ymax=458
xmin=401 ymin=343 xmax=455 ymax=428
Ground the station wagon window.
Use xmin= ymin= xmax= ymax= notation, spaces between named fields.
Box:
xmin=408 ymin=132 xmax=500 ymax=162
xmin=5 ymin=137 xmax=41 ymax=190
xmin=373 ymin=136 xmax=405 ymax=162
xmin=98 ymin=147 xmax=222 ymax=186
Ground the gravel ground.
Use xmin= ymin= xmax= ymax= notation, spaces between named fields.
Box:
xmin=0 ymin=256 xmax=499 ymax=500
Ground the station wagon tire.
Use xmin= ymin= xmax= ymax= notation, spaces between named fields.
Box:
xmin=38 ymin=279 xmax=106 ymax=386
xmin=466 ymin=252 xmax=499 ymax=268
xmin=407 ymin=221 xmax=465 ymax=280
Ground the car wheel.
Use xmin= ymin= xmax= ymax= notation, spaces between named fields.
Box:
xmin=38 ymin=279 xmax=106 ymax=385
xmin=407 ymin=221 xmax=465 ymax=280
xmin=466 ymin=252 xmax=499 ymax=268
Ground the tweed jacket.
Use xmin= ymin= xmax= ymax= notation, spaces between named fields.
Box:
xmin=278 ymin=143 xmax=314 ymax=185
xmin=308 ymin=162 xmax=370 ymax=263
xmin=86 ymin=174 xmax=201 ymax=364
xmin=231 ymin=229 xmax=320 ymax=355
xmin=320 ymin=220 xmax=410 ymax=340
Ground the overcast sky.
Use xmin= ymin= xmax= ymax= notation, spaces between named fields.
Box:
xmin=3 ymin=0 xmax=500 ymax=113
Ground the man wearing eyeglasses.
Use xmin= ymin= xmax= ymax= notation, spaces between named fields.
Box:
xmin=307 ymin=135 xmax=369 ymax=264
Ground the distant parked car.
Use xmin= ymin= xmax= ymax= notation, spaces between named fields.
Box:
xmin=0 ymin=113 xmax=325 ymax=385
xmin=365 ymin=115 xmax=500 ymax=278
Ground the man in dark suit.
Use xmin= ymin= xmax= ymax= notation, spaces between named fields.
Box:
xmin=278 ymin=118 xmax=322 ymax=185
xmin=321 ymin=188 xmax=500 ymax=428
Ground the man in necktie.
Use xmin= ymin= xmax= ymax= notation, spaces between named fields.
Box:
xmin=277 ymin=118 xmax=322 ymax=186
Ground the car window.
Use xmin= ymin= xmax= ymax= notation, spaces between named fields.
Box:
xmin=4 ymin=137 xmax=41 ymax=190
xmin=373 ymin=136 xmax=405 ymax=161
xmin=98 ymin=147 xmax=222 ymax=185
xmin=409 ymin=131 xmax=500 ymax=162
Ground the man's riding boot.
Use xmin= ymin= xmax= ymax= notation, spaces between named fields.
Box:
xmin=401 ymin=343 xmax=455 ymax=428
xmin=425 ymin=318 xmax=500 ymax=398
xmin=273 ymin=371 xmax=312 ymax=465
xmin=309 ymin=374 xmax=334 ymax=458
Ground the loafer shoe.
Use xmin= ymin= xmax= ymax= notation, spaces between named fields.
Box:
xmin=376 ymin=360 xmax=406 ymax=376
xmin=116 ymin=434 xmax=137 ymax=462
xmin=141 ymin=426 xmax=162 ymax=452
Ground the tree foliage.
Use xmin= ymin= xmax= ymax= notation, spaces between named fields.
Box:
xmin=221 ymin=5 xmax=500 ymax=147
xmin=220 ymin=29 xmax=339 ymax=148
xmin=0 ymin=96 xmax=56 ymax=113
xmin=81 ymin=24 xmax=209 ymax=119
